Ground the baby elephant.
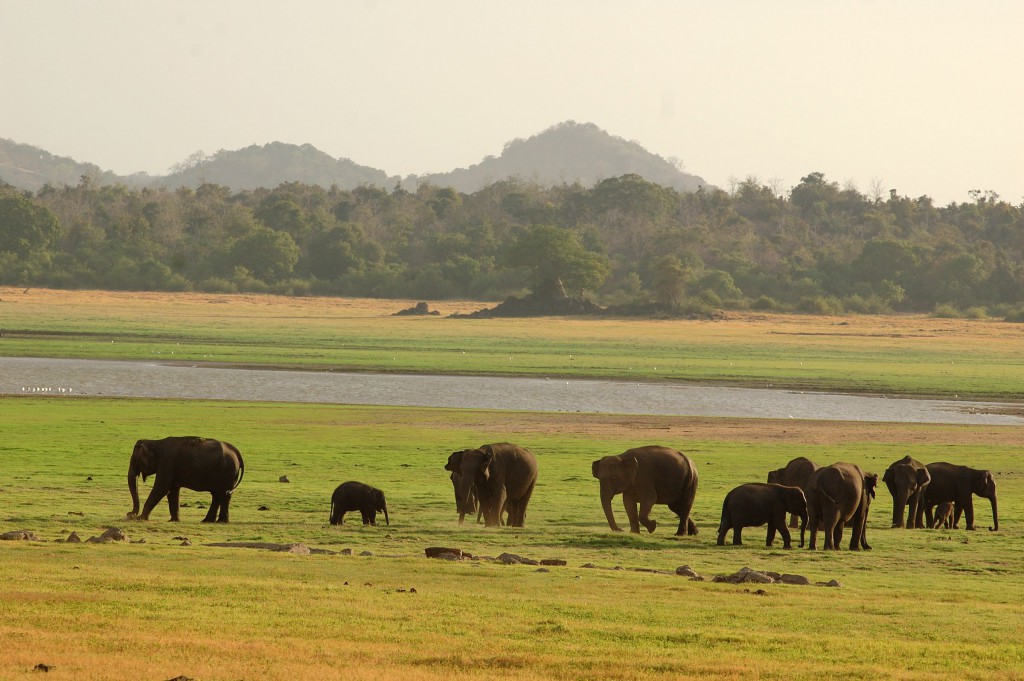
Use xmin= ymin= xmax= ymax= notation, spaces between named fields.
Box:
xmin=717 ymin=482 xmax=808 ymax=549
xmin=330 ymin=481 xmax=389 ymax=526
xmin=931 ymin=501 xmax=955 ymax=529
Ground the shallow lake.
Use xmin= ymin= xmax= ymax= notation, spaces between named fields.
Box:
xmin=2 ymin=357 xmax=1020 ymax=425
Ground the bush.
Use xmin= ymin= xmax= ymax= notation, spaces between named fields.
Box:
xmin=750 ymin=295 xmax=778 ymax=311
xmin=963 ymin=306 xmax=988 ymax=320
xmin=931 ymin=303 xmax=962 ymax=319
xmin=797 ymin=296 xmax=843 ymax=315
xmin=1003 ymin=307 xmax=1024 ymax=323
xmin=197 ymin=278 xmax=238 ymax=293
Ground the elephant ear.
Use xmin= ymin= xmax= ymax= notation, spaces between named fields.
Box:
xmin=445 ymin=451 xmax=464 ymax=472
xmin=132 ymin=441 xmax=156 ymax=481
xmin=864 ymin=473 xmax=879 ymax=499
xmin=916 ymin=468 xmax=931 ymax=486
xmin=591 ymin=460 xmax=603 ymax=479
xmin=979 ymin=471 xmax=996 ymax=496
xmin=621 ymin=457 xmax=639 ymax=486
xmin=477 ymin=447 xmax=495 ymax=482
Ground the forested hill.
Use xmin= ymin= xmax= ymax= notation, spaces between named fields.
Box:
xmin=403 ymin=122 xmax=709 ymax=193
xmin=158 ymin=143 xmax=397 ymax=191
xmin=0 ymin=122 xmax=706 ymax=194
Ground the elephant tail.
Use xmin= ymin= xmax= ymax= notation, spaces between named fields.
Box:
xmin=229 ymin=450 xmax=245 ymax=493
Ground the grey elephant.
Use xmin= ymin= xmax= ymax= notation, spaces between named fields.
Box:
xmin=330 ymin=481 xmax=389 ymax=526
xmin=717 ymin=483 xmax=808 ymax=549
xmin=445 ymin=443 xmax=538 ymax=527
xmin=767 ymin=456 xmax=819 ymax=528
xmin=931 ymin=501 xmax=954 ymax=529
xmin=882 ymin=455 xmax=931 ymax=528
xmin=592 ymin=445 xmax=698 ymax=536
xmin=127 ymin=436 xmax=244 ymax=522
xmin=922 ymin=462 xmax=998 ymax=531
xmin=804 ymin=462 xmax=877 ymax=551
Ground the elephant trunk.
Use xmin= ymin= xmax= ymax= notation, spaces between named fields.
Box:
xmin=989 ymin=494 xmax=998 ymax=532
xmin=891 ymin=488 xmax=909 ymax=528
xmin=456 ymin=478 xmax=475 ymax=526
xmin=383 ymin=503 xmax=390 ymax=526
xmin=600 ymin=484 xmax=619 ymax=531
xmin=798 ymin=511 xmax=808 ymax=548
xmin=127 ymin=463 xmax=141 ymax=518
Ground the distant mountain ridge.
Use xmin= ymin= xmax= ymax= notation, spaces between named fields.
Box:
xmin=0 ymin=121 xmax=710 ymax=194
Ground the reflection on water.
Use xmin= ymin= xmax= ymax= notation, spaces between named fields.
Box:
xmin=0 ymin=357 xmax=1020 ymax=425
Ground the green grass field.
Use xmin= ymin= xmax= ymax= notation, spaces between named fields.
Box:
xmin=2 ymin=397 xmax=1022 ymax=680
xmin=3 ymin=288 xmax=1024 ymax=399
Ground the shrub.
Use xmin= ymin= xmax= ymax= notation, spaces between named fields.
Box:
xmin=931 ymin=303 xmax=961 ymax=319
xmin=750 ymin=295 xmax=778 ymax=311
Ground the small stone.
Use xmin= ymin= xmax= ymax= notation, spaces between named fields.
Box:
xmin=33 ymin=663 xmax=53 ymax=672
xmin=438 ymin=553 xmax=463 ymax=561
xmin=172 ymin=536 xmax=189 ymax=541
xmin=67 ymin=511 xmax=84 ymax=516
xmin=339 ymin=548 xmax=353 ymax=555
xmin=535 ymin=567 xmax=550 ymax=573
xmin=279 ymin=476 xmax=290 ymax=483
xmin=409 ymin=587 xmax=417 ymax=593
xmin=131 ymin=538 xmax=146 ymax=544
xmin=425 ymin=547 xmax=463 ymax=558
xmin=86 ymin=476 xmax=93 ymax=481
xmin=98 ymin=527 xmax=128 ymax=542
xmin=540 ymin=559 xmax=567 ymax=566
xmin=286 ymin=544 xmax=310 ymax=555
xmin=180 ymin=539 xmax=192 ymax=547
xmin=1 ymin=530 xmax=38 ymax=541
xmin=65 ymin=532 xmax=81 ymax=543
xmin=258 ymin=505 xmax=270 ymax=511
xmin=819 ymin=579 xmax=843 ymax=588
xmin=359 ymin=550 xmax=373 ymax=556
xmin=580 ymin=563 xmax=597 ymax=569
xmin=780 ymin=574 xmax=811 ymax=585
xmin=675 ymin=565 xmax=701 ymax=579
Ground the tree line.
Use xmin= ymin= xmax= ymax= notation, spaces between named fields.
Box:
xmin=1 ymin=172 xmax=1023 ymax=318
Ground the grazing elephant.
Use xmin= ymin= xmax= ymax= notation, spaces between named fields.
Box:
xmin=127 ymin=436 xmax=244 ymax=522
xmin=882 ymin=455 xmax=931 ymax=528
xmin=330 ymin=481 xmax=389 ymax=526
xmin=449 ymin=469 xmax=483 ymax=523
xmin=445 ymin=443 xmax=538 ymax=527
xmin=717 ymin=483 xmax=808 ymax=549
xmin=804 ymin=462 xmax=878 ymax=551
xmin=767 ymin=456 xmax=819 ymax=528
xmin=922 ymin=462 xmax=998 ymax=531
xmin=931 ymin=501 xmax=954 ymax=529
xmin=592 ymin=445 xmax=698 ymax=536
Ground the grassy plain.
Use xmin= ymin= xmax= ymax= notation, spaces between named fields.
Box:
xmin=2 ymin=287 xmax=1024 ymax=398
xmin=1 ymin=289 xmax=1023 ymax=679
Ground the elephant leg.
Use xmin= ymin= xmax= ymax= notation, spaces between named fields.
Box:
xmin=716 ymin=520 xmax=729 ymax=546
xmin=766 ymin=520 xmax=777 ymax=547
xmin=668 ymin=488 xmax=696 ymax=537
xmin=217 ymin=492 xmax=231 ymax=522
xmin=924 ymin=503 xmax=935 ymax=528
xmin=202 ymin=491 xmax=220 ymax=523
xmin=788 ymin=512 xmax=799 ymax=529
xmin=513 ymin=482 xmax=536 ymax=527
xmin=167 ymin=487 xmax=181 ymax=522
xmin=962 ymin=498 xmax=976 ymax=530
xmin=622 ymin=491 xmax=641 ymax=533
xmin=638 ymin=495 xmax=657 ymax=533
xmin=140 ymin=479 xmax=172 ymax=521
xmin=732 ymin=526 xmax=743 ymax=545
xmin=906 ymin=492 xmax=921 ymax=529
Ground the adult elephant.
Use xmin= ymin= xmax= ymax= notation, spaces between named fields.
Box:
xmin=717 ymin=483 xmax=807 ymax=549
xmin=330 ymin=481 xmax=389 ymax=526
xmin=923 ymin=462 xmax=998 ymax=531
xmin=127 ymin=436 xmax=244 ymax=522
xmin=445 ymin=443 xmax=538 ymax=527
xmin=882 ymin=455 xmax=931 ymax=528
xmin=592 ymin=445 xmax=698 ymax=536
xmin=767 ymin=456 xmax=819 ymax=528
xmin=804 ymin=462 xmax=877 ymax=551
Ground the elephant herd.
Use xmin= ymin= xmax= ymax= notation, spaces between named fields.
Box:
xmin=124 ymin=437 xmax=999 ymax=551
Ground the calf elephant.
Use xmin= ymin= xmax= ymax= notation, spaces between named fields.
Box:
xmin=931 ymin=501 xmax=954 ymax=529
xmin=445 ymin=443 xmax=538 ymax=527
xmin=923 ymin=462 xmax=998 ymax=531
xmin=592 ymin=445 xmax=698 ymax=536
xmin=767 ymin=456 xmax=819 ymax=528
xmin=330 ymin=481 xmax=389 ymax=526
xmin=127 ymin=436 xmax=244 ymax=522
xmin=717 ymin=483 xmax=807 ymax=548
xmin=882 ymin=455 xmax=931 ymax=528
xmin=804 ymin=462 xmax=877 ymax=551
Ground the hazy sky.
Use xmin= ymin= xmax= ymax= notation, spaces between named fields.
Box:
xmin=2 ymin=1 xmax=1021 ymax=204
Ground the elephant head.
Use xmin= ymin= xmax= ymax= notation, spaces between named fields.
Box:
xmin=127 ymin=440 xmax=157 ymax=518
xmin=971 ymin=469 xmax=998 ymax=531
xmin=446 ymin=448 xmax=494 ymax=525
xmin=766 ymin=467 xmax=785 ymax=485
xmin=372 ymin=488 xmax=390 ymax=526
xmin=864 ymin=472 xmax=879 ymax=501
xmin=883 ymin=458 xmax=931 ymax=527
xmin=592 ymin=455 xmax=639 ymax=532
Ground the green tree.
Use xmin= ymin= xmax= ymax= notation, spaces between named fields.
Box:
xmin=230 ymin=227 xmax=299 ymax=282
xmin=507 ymin=225 xmax=610 ymax=297
xmin=0 ymin=194 xmax=61 ymax=256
